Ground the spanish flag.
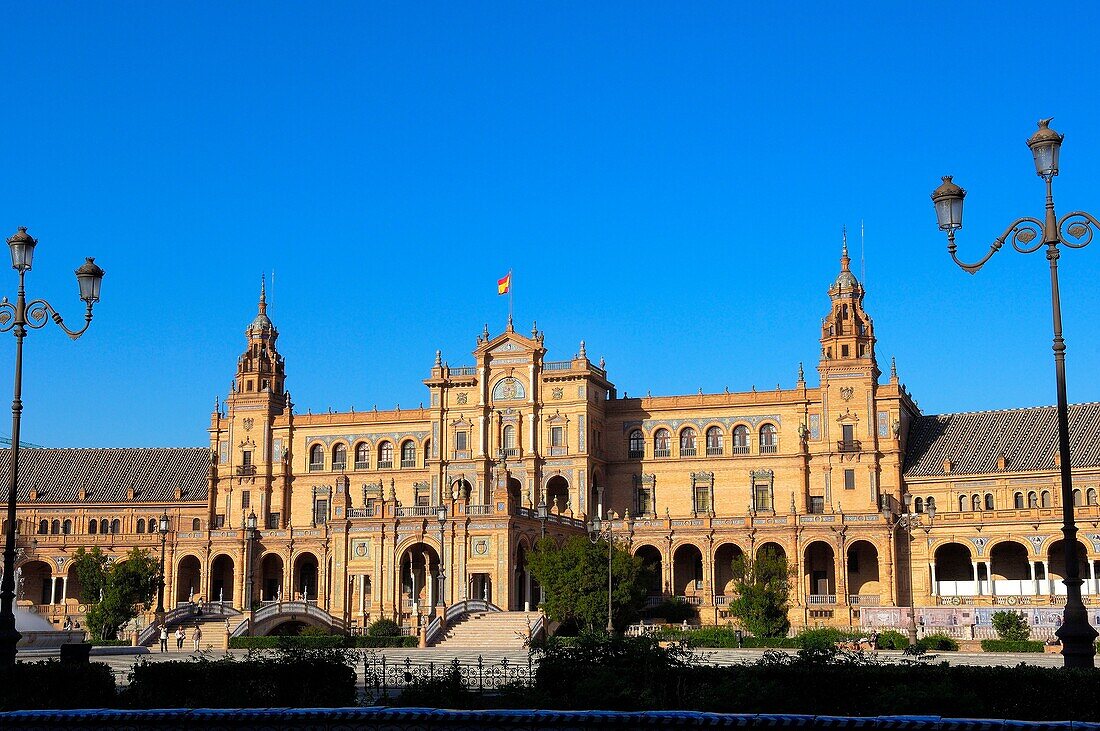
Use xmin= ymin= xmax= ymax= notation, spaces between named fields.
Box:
xmin=497 ymin=272 xmax=511 ymax=295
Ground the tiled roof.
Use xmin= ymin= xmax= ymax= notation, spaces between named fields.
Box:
xmin=0 ymin=448 xmax=210 ymax=504
xmin=903 ymin=402 xmax=1100 ymax=478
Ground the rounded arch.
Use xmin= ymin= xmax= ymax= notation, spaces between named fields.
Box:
xmin=1046 ymin=539 xmax=1090 ymax=582
xmin=331 ymin=442 xmax=348 ymax=467
xmin=756 ymin=541 xmax=787 ymax=563
xmin=175 ymin=555 xmax=202 ymax=604
xmin=17 ymin=559 xmax=52 ymax=604
xmin=136 ymin=518 xmax=146 ymax=534
xmin=758 ymin=423 xmax=778 ymax=451
xmin=259 ymin=552 xmax=285 ymax=602
xmin=210 ymin=553 xmax=236 ymax=604
xmin=704 ymin=425 xmax=723 ymax=454
xmin=652 ymin=428 xmax=671 ymax=456
xmin=989 ymin=540 xmax=1030 ymax=588
xmin=37 ymin=519 xmax=48 ymax=535
xmin=934 ymin=542 xmax=974 ymax=581
xmin=545 ymin=475 xmax=569 ymax=512
xmin=399 ymin=439 xmax=417 ymax=466
xmin=451 ymin=478 xmax=473 ymax=502
xmin=713 ymin=542 xmax=744 ymax=598
xmin=65 ymin=561 xmax=85 ymax=602
xmin=353 ymin=441 xmax=371 ymax=468
xmin=62 ymin=519 xmax=72 ymax=535
xmin=1041 ymin=490 xmax=1052 ymax=508
xmin=627 ymin=429 xmax=644 ymax=458
xmin=671 ymin=542 xmax=704 ymax=597
xmin=377 ymin=440 xmax=394 ymax=467
xmin=398 ymin=541 xmax=442 ymax=614
xmin=846 ymin=539 xmax=880 ymax=597
xmin=731 ymin=423 xmax=751 ymax=451
xmin=803 ymin=540 xmax=836 ymax=597
xmin=678 ymin=427 xmax=697 ymax=456
xmin=634 ymin=544 xmax=664 ymax=596
xmin=50 ymin=519 xmax=61 ymax=535
xmin=291 ymin=552 xmax=321 ymax=601
xmin=308 ymin=442 xmax=325 ymax=468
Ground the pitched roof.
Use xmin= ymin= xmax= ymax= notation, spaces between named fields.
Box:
xmin=903 ymin=402 xmax=1100 ymax=478
xmin=0 ymin=448 xmax=210 ymax=504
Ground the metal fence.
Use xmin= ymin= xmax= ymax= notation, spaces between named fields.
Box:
xmin=362 ymin=654 xmax=534 ymax=701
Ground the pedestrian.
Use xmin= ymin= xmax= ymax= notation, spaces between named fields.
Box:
xmin=193 ymin=625 xmax=202 ymax=651
xmin=159 ymin=624 xmax=169 ymax=653
xmin=63 ymin=618 xmax=73 ymax=631
xmin=175 ymin=626 xmax=184 ymax=651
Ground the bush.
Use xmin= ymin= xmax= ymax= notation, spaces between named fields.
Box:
xmin=646 ymin=599 xmax=699 ymax=623
xmin=228 ymin=634 xmax=416 ymax=649
xmin=90 ymin=639 xmax=132 ymax=647
xmin=741 ymin=635 xmax=800 ymax=648
xmin=981 ymin=639 xmax=1045 ymax=653
xmin=122 ymin=653 xmax=356 ymax=708
xmin=875 ymin=629 xmax=909 ymax=650
xmin=658 ymin=626 xmax=740 ymax=648
xmin=795 ymin=627 xmax=859 ymax=663
xmin=916 ymin=633 xmax=959 ymax=651
xmin=350 ymin=635 xmax=418 ymax=648
xmin=0 ymin=661 xmax=116 ymax=710
xmin=991 ymin=610 xmax=1031 ymax=641
xmin=367 ymin=618 xmax=401 ymax=637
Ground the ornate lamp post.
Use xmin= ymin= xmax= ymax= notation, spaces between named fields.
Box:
xmin=0 ymin=227 xmax=103 ymax=666
xmin=436 ymin=504 xmax=447 ymax=612
xmin=931 ymin=118 xmax=1100 ymax=668
xmin=883 ymin=496 xmax=935 ymax=645
xmin=156 ymin=511 xmax=170 ymax=619
xmin=245 ymin=510 xmax=257 ymax=615
xmin=587 ymin=512 xmax=616 ymax=634
xmin=536 ymin=498 xmax=548 ymax=539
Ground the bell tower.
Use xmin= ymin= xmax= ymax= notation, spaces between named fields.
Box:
xmin=819 ymin=232 xmax=877 ymax=376
xmin=230 ymin=277 xmax=286 ymax=407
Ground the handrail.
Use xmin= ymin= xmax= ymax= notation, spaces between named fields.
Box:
xmin=426 ymin=599 xmax=502 ymax=645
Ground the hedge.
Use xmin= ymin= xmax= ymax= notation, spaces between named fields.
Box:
xmin=122 ymin=655 xmax=356 ymax=708
xmin=228 ymin=634 xmax=416 ymax=650
xmin=90 ymin=639 xmax=132 ymax=647
xmin=655 ymin=627 xmax=801 ymax=648
xmin=981 ymin=639 xmax=1045 ymax=653
xmin=915 ymin=633 xmax=959 ymax=652
xmin=0 ymin=661 xmax=116 ymax=710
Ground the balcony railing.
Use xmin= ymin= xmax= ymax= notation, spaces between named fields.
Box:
xmin=628 ymin=449 xmax=644 ymax=459
xmin=732 ymin=445 xmax=750 ymax=455
xmin=838 ymin=440 xmax=862 ymax=453
xmin=309 ymin=463 xmax=324 ymax=472
xmin=714 ymin=595 xmax=730 ymax=606
xmin=848 ymin=594 xmax=880 ymax=606
xmin=706 ymin=446 xmax=723 ymax=456
xmin=400 ymin=459 xmax=417 ymax=468
xmin=548 ymin=446 xmax=568 ymax=457
xmin=759 ymin=443 xmax=778 ymax=454
xmin=378 ymin=460 xmax=394 ymax=469
xmin=467 ymin=504 xmax=492 ymax=515
xmin=354 ymin=461 xmax=369 ymax=470
xmin=450 ymin=366 xmax=476 ymax=376
xmin=654 ymin=448 xmax=671 ymax=458
xmin=332 ymin=461 xmax=347 ymax=472
xmin=808 ymin=594 xmax=837 ymax=605
xmin=347 ymin=507 xmax=376 ymax=518
xmin=543 ymin=360 xmax=572 ymax=371
xmin=680 ymin=447 xmax=697 ymax=457
xmin=235 ymin=465 xmax=256 ymax=476
xmin=501 ymin=447 xmax=519 ymax=458
xmin=678 ymin=595 xmax=703 ymax=606
xmin=397 ymin=505 xmax=439 ymax=517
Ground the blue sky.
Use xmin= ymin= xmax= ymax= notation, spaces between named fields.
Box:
xmin=2 ymin=2 xmax=1100 ymax=447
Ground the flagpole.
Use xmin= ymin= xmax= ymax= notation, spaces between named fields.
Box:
xmin=508 ymin=269 xmax=513 ymax=324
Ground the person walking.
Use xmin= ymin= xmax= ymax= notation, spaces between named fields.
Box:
xmin=158 ymin=624 xmax=169 ymax=653
xmin=174 ymin=626 xmax=184 ymax=651
xmin=193 ymin=625 xmax=202 ymax=651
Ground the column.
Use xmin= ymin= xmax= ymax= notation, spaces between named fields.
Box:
xmin=1028 ymin=559 xmax=1036 ymax=595
xmin=1041 ymin=560 xmax=1050 ymax=595
xmin=1089 ymin=560 xmax=1096 ymax=596
xmin=929 ymin=562 xmax=938 ymax=596
xmin=987 ymin=562 xmax=995 ymax=596
xmin=48 ymin=576 xmax=56 ymax=605
xmin=62 ymin=576 xmax=69 ymax=604
xmin=972 ymin=561 xmax=981 ymax=595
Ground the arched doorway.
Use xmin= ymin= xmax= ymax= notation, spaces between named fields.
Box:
xmin=18 ymin=560 xmax=52 ymax=605
xmin=635 ymin=545 xmax=664 ymax=597
xmin=989 ymin=541 xmax=1030 ymax=595
xmin=506 ymin=477 xmax=523 ymax=506
xmin=756 ymin=542 xmax=787 ymax=564
xmin=175 ymin=556 xmax=202 ymax=605
xmin=452 ymin=479 xmax=473 ymax=502
xmin=713 ymin=543 xmax=744 ymax=600
xmin=1046 ymin=540 xmax=1091 ymax=595
xmin=292 ymin=553 xmax=320 ymax=601
xmin=846 ymin=540 xmax=880 ymax=604
xmin=672 ymin=544 xmax=704 ymax=598
xmin=934 ymin=542 xmax=974 ymax=596
xmin=546 ymin=475 xmax=569 ymax=512
xmin=399 ymin=542 xmax=441 ymax=616
xmin=804 ymin=542 xmax=836 ymax=600
xmin=210 ymin=554 xmax=235 ymax=604
xmin=515 ymin=543 xmax=531 ymax=611
xmin=260 ymin=554 xmax=284 ymax=602
xmin=65 ymin=563 xmax=85 ymax=602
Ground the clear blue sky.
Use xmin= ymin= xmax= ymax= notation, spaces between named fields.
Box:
xmin=3 ymin=2 xmax=1100 ymax=447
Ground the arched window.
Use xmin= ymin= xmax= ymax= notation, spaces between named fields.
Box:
xmin=62 ymin=519 xmax=71 ymax=535
xmin=958 ymin=495 xmax=966 ymax=512
xmin=914 ymin=497 xmax=924 ymax=513
xmin=148 ymin=516 xmax=157 ymax=532
xmin=628 ymin=430 xmax=644 ymax=459
xmin=354 ymin=442 xmax=370 ymax=469
xmin=1014 ymin=492 xmax=1024 ymax=509
xmin=400 ymin=440 xmax=417 ymax=467
xmin=110 ymin=519 xmax=121 ymax=534
xmin=732 ymin=425 xmax=750 ymax=454
xmin=137 ymin=518 xmax=146 ymax=534
xmin=705 ymin=426 xmax=723 ymax=456
xmin=50 ymin=519 xmax=60 ymax=535
xmin=423 ymin=439 xmax=431 ymax=463
xmin=308 ymin=443 xmax=324 ymax=471
xmin=1028 ymin=491 xmax=1038 ymax=508
xmin=759 ymin=424 xmax=778 ymax=454
xmin=927 ymin=497 xmax=936 ymax=511
xmin=679 ymin=428 xmax=697 ymax=457
xmin=378 ymin=442 xmax=394 ymax=468
xmin=332 ymin=443 xmax=347 ymax=470
xmin=38 ymin=520 xmax=48 ymax=535
xmin=971 ymin=494 xmax=981 ymax=511
xmin=1089 ymin=488 xmax=1098 ymax=506
xmin=1041 ymin=490 xmax=1052 ymax=507
xmin=192 ymin=518 xmax=201 ymax=531
xmin=501 ymin=427 xmax=517 ymax=457
xmin=1073 ymin=489 xmax=1082 ymax=506
xmin=88 ymin=520 xmax=97 ymax=535
xmin=984 ymin=493 xmax=994 ymax=511
xmin=653 ymin=429 xmax=671 ymax=457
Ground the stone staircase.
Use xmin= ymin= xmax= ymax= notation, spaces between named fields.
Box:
xmin=434 ymin=611 xmax=542 ymax=648
xmin=143 ymin=614 xmax=239 ymax=652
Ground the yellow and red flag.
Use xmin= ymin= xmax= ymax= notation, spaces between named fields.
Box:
xmin=497 ymin=272 xmax=511 ymax=295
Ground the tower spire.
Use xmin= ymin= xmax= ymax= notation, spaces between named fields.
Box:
xmin=840 ymin=226 xmax=851 ymax=272
xmin=259 ymin=274 xmax=267 ymax=315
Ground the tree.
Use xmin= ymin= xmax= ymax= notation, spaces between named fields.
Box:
xmin=527 ymin=535 xmax=653 ymax=632
xmin=71 ymin=546 xmax=161 ymax=641
xmin=991 ymin=609 xmax=1031 ymax=641
xmin=728 ymin=548 xmax=791 ymax=637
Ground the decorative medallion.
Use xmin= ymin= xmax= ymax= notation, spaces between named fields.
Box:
xmin=491 ymin=377 xmax=525 ymax=401
xmin=472 ymin=538 xmax=490 ymax=556
xmin=354 ymin=541 xmax=369 ymax=558
xmin=456 ymin=392 xmax=468 ymax=405
xmin=840 ymin=387 xmax=854 ymax=401
xmin=242 ymin=418 xmax=254 ymax=432
xmin=552 ymin=387 xmax=563 ymax=400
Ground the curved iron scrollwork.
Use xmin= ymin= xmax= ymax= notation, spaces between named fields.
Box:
xmin=948 ymin=217 xmax=1044 ymax=274
xmin=1059 ymin=211 xmax=1100 ymax=249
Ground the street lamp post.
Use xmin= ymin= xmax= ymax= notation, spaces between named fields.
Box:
xmin=931 ymin=118 xmax=1100 ymax=668
xmin=0 ymin=228 xmax=103 ymax=666
xmin=536 ymin=498 xmax=548 ymax=539
xmin=882 ymin=496 xmax=935 ymax=645
xmin=587 ymin=512 xmax=616 ymax=634
xmin=245 ymin=510 xmax=257 ymax=625
xmin=156 ymin=512 xmax=170 ymax=619
xmin=436 ymin=504 xmax=447 ymax=613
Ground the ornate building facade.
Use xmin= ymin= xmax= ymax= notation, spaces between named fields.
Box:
xmin=6 ymin=247 xmax=1100 ymax=640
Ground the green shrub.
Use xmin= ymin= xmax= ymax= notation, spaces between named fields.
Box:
xmin=916 ymin=632 xmax=959 ymax=651
xmin=228 ymin=634 xmax=416 ymax=649
xmin=349 ymin=635 xmax=418 ymax=648
xmin=122 ymin=654 xmax=356 ymax=708
xmin=795 ymin=627 xmax=858 ymax=663
xmin=0 ymin=661 xmax=116 ymax=710
xmin=658 ymin=626 xmax=741 ymax=648
xmin=875 ymin=629 xmax=909 ymax=650
xmin=368 ymin=618 xmax=401 ymax=637
xmin=89 ymin=639 xmax=132 ymax=647
xmin=991 ymin=610 xmax=1031 ymax=641
xmin=981 ymin=639 xmax=1045 ymax=653
xmin=740 ymin=635 xmax=800 ymax=648
xmin=298 ymin=624 xmax=330 ymax=637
